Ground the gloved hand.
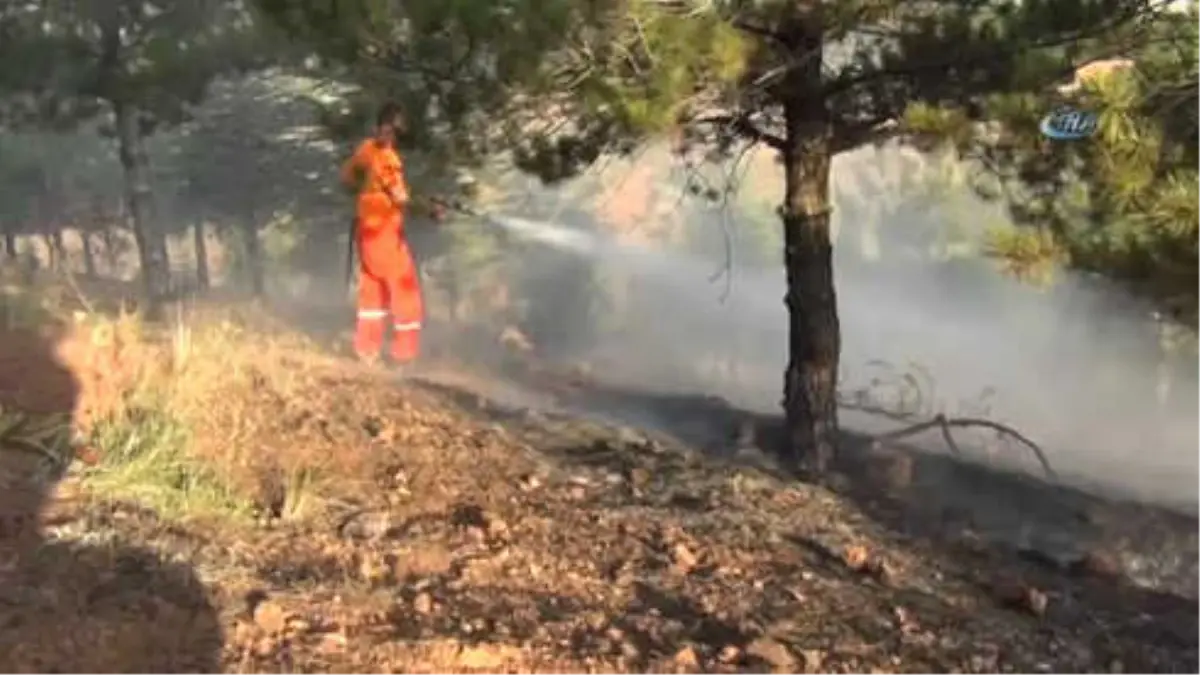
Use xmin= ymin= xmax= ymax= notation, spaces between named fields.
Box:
xmin=425 ymin=196 xmax=449 ymax=223
xmin=387 ymin=184 xmax=409 ymax=208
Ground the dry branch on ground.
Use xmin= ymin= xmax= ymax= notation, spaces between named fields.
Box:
xmin=838 ymin=359 xmax=1055 ymax=478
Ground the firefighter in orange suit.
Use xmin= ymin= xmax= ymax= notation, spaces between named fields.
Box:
xmin=340 ymin=102 xmax=439 ymax=365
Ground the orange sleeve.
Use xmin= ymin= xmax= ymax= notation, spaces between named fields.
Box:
xmin=389 ymin=150 xmax=409 ymax=202
xmin=340 ymin=141 xmax=371 ymax=189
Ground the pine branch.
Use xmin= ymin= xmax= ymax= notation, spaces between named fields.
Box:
xmin=693 ymin=112 xmax=786 ymax=151
xmin=821 ymin=2 xmax=1168 ymax=99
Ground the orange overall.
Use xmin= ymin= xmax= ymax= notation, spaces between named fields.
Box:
xmin=342 ymin=139 xmax=423 ymax=363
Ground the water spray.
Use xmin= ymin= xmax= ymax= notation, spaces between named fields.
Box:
xmin=438 ymin=198 xmax=603 ymax=256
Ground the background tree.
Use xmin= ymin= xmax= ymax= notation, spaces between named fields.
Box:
xmin=929 ymin=9 xmax=1199 ymax=421
xmin=0 ymin=168 xmax=40 ymax=262
xmin=159 ymin=71 xmax=349 ymax=296
xmin=0 ymin=130 xmax=119 ymax=268
xmin=920 ymin=5 xmax=1198 ymax=326
xmin=0 ymin=0 xmax=274 ymax=313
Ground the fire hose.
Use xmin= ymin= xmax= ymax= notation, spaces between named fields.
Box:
xmin=344 ymin=196 xmax=486 ymax=290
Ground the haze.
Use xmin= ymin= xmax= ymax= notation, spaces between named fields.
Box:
xmin=476 ymin=142 xmax=1200 ymax=515
xmin=12 ymin=73 xmax=1195 ymax=515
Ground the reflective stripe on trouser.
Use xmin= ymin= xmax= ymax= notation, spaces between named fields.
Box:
xmin=354 ymin=230 xmax=424 ymax=362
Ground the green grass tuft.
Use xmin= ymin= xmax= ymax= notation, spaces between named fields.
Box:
xmin=83 ymin=402 xmax=254 ymax=522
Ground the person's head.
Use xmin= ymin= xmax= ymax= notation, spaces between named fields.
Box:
xmin=374 ymin=101 xmax=406 ymax=146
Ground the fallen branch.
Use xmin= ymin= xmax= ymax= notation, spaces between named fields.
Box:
xmin=834 ymin=362 xmax=1051 ymax=478
xmin=869 ymin=413 xmax=1056 ymax=481
xmin=838 ymin=398 xmax=918 ymax=424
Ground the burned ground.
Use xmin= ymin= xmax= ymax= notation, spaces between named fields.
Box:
xmin=0 ymin=293 xmax=1196 ymax=673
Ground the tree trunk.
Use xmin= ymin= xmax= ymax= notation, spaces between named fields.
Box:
xmin=193 ymin=221 xmax=210 ymax=291
xmin=101 ymin=228 xmax=119 ymax=271
xmin=42 ymin=233 xmax=58 ymax=271
xmin=81 ymin=231 xmax=97 ymax=277
xmin=114 ymin=101 xmax=171 ymax=316
xmin=3 ymin=224 xmax=15 ymax=259
xmin=778 ymin=12 xmax=841 ymax=476
xmin=49 ymin=230 xmax=66 ymax=271
xmin=243 ymin=217 xmax=265 ymax=297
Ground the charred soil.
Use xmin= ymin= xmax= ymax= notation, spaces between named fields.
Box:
xmin=1 ymin=305 xmax=1196 ymax=673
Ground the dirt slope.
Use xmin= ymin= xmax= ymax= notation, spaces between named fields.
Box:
xmin=0 ymin=319 xmax=1195 ymax=673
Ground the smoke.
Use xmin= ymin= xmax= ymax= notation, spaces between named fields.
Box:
xmin=38 ymin=68 xmax=1185 ymax=516
xmin=478 ymin=144 xmax=1199 ymax=515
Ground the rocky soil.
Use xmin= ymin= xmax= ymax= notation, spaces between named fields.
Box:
xmin=1 ymin=350 xmax=1196 ymax=673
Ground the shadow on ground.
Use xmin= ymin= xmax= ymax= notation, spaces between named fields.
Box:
xmin=0 ymin=317 xmax=223 ymax=672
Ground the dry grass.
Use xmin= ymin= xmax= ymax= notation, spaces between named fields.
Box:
xmin=1 ymin=267 xmax=531 ymax=528
xmin=0 ymin=269 xmax=400 ymax=523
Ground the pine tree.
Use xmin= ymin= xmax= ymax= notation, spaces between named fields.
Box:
xmin=0 ymin=0 xmax=272 ymax=313
xmin=923 ymin=5 xmax=1198 ymax=325
xmin=257 ymin=0 xmax=1170 ymax=474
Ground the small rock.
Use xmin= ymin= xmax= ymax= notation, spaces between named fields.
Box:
xmin=800 ymin=649 xmax=826 ymax=674
xmin=318 ymin=632 xmax=348 ymax=653
xmin=253 ymin=636 xmax=279 ymax=658
xmin=1071 ymin=550 xmax=1121 ymax=579
xmin=518 ymin=473 xmax=543 ymax=491
xmin=969 ymin=652 xmax=999 ymax=671
xmin=869 ymin=558 xmax=896 ymax=585
xmin=1025 ymin=587 xmax=1049 ymax=617
xmin=994 ymin=578 xmax=1049 ymax=617
xmin=487 ymin=517 xmax=510 ymax=539
xmin=617 ymin=426 xmax=646 ymax=446
xmin=619 ymin=638 xmax=641 ymax=660
xmin=671 ymin=542 xmax=700 ymax=575
xmin=252 ymin=600 xmax=290 ymax=634
xmin=673 ymin=645 xmax=701 ymax=669
xmin=627 ymin=467 xmax=652 ymax=487
xmin=746 ymin=636 xmax=796 ymax=672
xmin=413 ymin=592 xmax=434 ymax=615
xmin=718 ymin=645 xmax=742 ymax=664
xmin=843 ymin=545 xmax=870 ymax=572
